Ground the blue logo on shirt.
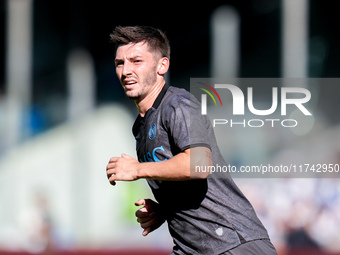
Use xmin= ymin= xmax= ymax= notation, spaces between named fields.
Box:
xmin=149 ymin=123 xmax=157 ymax=140
xmin=139 ymin=146 xmax=168 ymax=162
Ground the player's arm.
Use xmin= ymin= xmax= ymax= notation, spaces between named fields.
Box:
xmin=137 ymin=146 xmax=212 ymax=180
xmin=106 ymin=146 xmax=212 ymax=184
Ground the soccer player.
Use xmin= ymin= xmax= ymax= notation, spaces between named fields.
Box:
xmin=106 ymin=26 xmax=277 ymax=255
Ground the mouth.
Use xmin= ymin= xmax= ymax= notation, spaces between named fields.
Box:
xmin=123 ymin=80 xmax=137 ymax=89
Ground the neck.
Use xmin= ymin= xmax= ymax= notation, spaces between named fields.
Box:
xmin=135 ymin=79 xmax=166 ymax=117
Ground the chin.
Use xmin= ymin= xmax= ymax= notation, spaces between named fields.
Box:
xmin=125 ymin=91 xmax=141 ymax=100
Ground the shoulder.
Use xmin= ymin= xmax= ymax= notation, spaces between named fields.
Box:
xmin=158 ymin=86 xmax=203 ymax=126
xmin=161 ymin=86 xmax=199 ymax=110
xmin=157 ymin=86 xmax=192 ymax=128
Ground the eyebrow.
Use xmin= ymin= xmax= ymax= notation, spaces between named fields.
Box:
xmin=115 ymin=55 xmax=144 ymax=64
xmin=129 ymin=55 xmax=143 ymax=60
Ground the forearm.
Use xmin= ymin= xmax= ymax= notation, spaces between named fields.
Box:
xmin=106 ymin=147 xmax=212 ymax=184
xmin=137 ymin=147 xmax=212 ymax=181
xmin=137 ymin=152 xmax=190 ymax=181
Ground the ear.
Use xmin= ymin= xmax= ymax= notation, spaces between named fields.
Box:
xmin=157 ymin=57 xmax=170 ymax=76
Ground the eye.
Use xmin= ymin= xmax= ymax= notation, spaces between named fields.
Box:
xmin=133 ymin=59 xmax=142 ymax=64
xmin=115 ymin=60 xmax=124 ymax=67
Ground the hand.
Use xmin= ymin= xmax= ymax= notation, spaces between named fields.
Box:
xmin=135 ymin=199 xmax=165 ymax=236
xmin=106 ymin=153 xmax=140 ymax=185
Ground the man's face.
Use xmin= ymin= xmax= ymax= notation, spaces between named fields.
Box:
xmin=115 ymin=41 xmax=159 ymax=101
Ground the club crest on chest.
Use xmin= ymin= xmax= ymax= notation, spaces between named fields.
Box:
xmin=148 ymin=123 xmax=157 ymax=140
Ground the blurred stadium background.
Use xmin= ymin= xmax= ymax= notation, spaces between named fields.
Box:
xmin=0 ymin=0 xmax=340 ymax=254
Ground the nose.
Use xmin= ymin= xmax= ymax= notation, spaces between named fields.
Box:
xmin=122 ymin=61 xmax=133 ymax=77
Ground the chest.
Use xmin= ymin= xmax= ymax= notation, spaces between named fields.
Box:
xmin=135 ymin=111 xmax=170 ymax=163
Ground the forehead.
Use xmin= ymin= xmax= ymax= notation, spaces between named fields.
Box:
xmin=115 ymin=41 xmax=152 ymax=59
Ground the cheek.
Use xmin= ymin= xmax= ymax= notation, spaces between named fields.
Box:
xmin=138 ymin=64 xmax=156 ymax=78
xmin=116 ymin=67 xmax=122 ymax=77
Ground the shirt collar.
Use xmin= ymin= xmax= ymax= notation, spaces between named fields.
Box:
xmin=132 ymin=84 xmax=169 ymax=137
xmin=152 ymin=83 xmax=169 ymax=109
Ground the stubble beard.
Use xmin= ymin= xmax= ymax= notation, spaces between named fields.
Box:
xmin=124 ymin=69 xmax=157 ymax=101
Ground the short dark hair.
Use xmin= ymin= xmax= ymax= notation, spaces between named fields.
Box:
xmin=110 ymin=26 xmax=170 ymax=59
